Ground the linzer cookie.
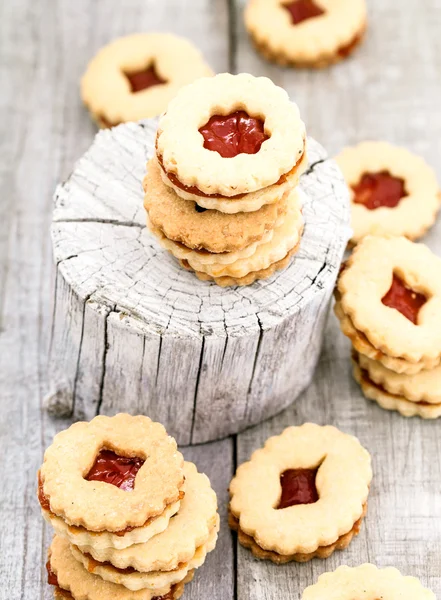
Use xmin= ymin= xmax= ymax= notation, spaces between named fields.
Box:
xmin=144 ymin=72 xmax=308 ymax=287
xmin=352 ymin=352 xmax=441 ymax=419
xmin=335 ymin=236 xmax=441 ymax=374
xmin=302 ymin=564 xmax=436 ymax=600
xmin=38 ymin=414 xmax=184 ymax=533
xmin=335 ymin=141 xmax=441 ymax=244
xmin=40 ymin=415 xmax=219 ymax=599
xmin=156 ymin=73 xmax=306 ymax=197
xmin=47 ymin=536 xmax=194 ymax=600
xmin=81 ymin=33 xmax=213 ymax=127
xmin=229 ymin=423 xmax=372 ymax=563
xmin=245 ymin=0 xmax=367 ymax=69
xmin=144 ymin=157 xmax=290 ymax=253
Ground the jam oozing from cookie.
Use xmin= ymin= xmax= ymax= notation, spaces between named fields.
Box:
xmin=352 ymin=171 xmax=407 ymax=210
xmin=38 ymin=472 xmax=51 ymax=511
xmin=381 ymin=275 xmax=427 ymax=325
xmin=277 ymin=468 xmax=319 ymax=509
xmin=124 ymin=64 xmax=167 ymax=93
xmin=199 ymin=111 xmax=269 ymax=158
xmin=86 ymin=450 xmax=145 ymax=491
xmin=283 ymin=0 xmax=325 ymax=25
xmin=46 ymin=561 xmax=59 ymax=586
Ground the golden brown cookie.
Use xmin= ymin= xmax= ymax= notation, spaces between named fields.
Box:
xmin=156 ymin=72 xmax=305 ymax=197
xmin=302 ymin=564 xmax=436 ymax=600
xmin=336 ymin=236 xmax=441 ymax=368
xmin=144 ymin=158 xmax=288 ymax=253
xmin=38 ymin=414 xmax=184 ymax=533
xmin=245 ymin=0 xmax=367 ymax=69
xmin=229 ymin=423 xmax=372 ymax=562
xmin=81 ymin=33 xmax=213 ymax=126
xmin=335 ymin=141 xmax=441 ymax=244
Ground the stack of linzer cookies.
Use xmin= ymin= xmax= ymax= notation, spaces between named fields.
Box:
xmin=143 ymin=73 xmax=308 ymax=287
xmin=334 ymin=235 xmax=441 ymax=419
xmin=38 ymin=414 xmax=219 ymax=600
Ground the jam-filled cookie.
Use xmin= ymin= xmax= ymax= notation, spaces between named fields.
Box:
xmin=151 ymin=187 xmax=304 ymax=279
xmin=245 ymin=0 xmax=367 ymax=69
xmin=353 ymin=351 xmax=441 ymax=419
xmin=81 ymin=33 xmax=213 ymax=127
xmin=38 ymin=414 xmax=184 ymax=533
xmin=335 ymin=236 xmax=441 ymax=374
xmin=47 ymin=536 xmax=194 ymax=600
xmin=336 ymin=141 xmax=441 ymax=245
xmin=69 ymin=462 xmax=219 ymax=592
xmin=302 ymin=564 xmax=435 ymax=600
xmin=156 ymin=72 xmax=306 ymax=198
xmin=144 ymin=157 xmax=289 ymax=253
xmin=229 ymin=423 xmax=372 ymax=563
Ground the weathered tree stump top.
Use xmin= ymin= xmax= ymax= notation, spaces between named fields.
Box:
xmin=52 ymin=119 xmax=351 ymax=339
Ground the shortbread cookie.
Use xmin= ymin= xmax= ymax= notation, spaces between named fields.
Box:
xmin=182 ymin=240 xmax=300 ymax=287
xmin=48 ymin=536 xmax=193 ymax=600
xmin=229 ymin=423 xmax=372 ymax=562
xmin=245 ymin=0 xmax=367 ymax=69
xmin=229 ymin=504 xmax=367 ymax=563
xmin=144 ymin=158 xmax=288 ymax=253
xmin=356 ymin=351 xmax=441 ymax=405
xmin=335 ymin=141 xmax=441 ymax=244
xmin=334 ymin=299 xmax=440 ymax=375
xmin=353 ymin=359 xmax=441 ymax=420
xmin=81 ymin=33 xmax=212 ymax=126
xmin=72 ymin=523 xmax=219 ymax=592
xmin=159 ymin=149 xmax=309 ymax=214
xmin=180 ymin=188 xmax=304 ymax=278
xmin=337 ymin=236 xmax=441 ymax=367
xmin=302 ymin=564 xmax=435 ymax=600
xmin=156 ymin=73 xmax=306 ymax=197
xmin=42 ymin=499 xmax=181 ymax=551
xmin=73 ymin=462 xmax=218 ymax=573
xmin=38 ymin=414 xmax=184 ymax=532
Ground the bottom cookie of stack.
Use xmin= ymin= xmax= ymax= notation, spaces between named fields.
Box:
xmin=48 ymin=536 xmax=194 ymax=600
xmin=352 ymin=352 xmax=441 ymax=419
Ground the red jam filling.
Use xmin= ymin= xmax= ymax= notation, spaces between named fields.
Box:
xmin=352 ymin=171 xmax=407 ymax=210
xmin=85 ymin=450 xmax=145 ymax=491
xmin=381 ymin=275 xmax=427 ymax=325
xmin=47 ymin=561 xmax=59 ymax=586
xmin=124 ymin=64 xmax=166 ymax=93
xmin=198 ymin=111 xmax=269 ymax=158
xmin=277 ymin=468 xmax=319 ymax=509
xmin=284 ymin=0 xmax=325 ymax=25
xmin=38 ymin=473 xmax=51 ymax=511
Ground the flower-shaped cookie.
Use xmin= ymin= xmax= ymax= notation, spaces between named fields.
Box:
xmin=353 ymin=352 xmax=441 ymax=419
xmin=229 ymin=423 xmax=372 ymax=563
xmin=48 ymin=536 xmax=193 ymax=600
xmin=38 ymin=414 xmax=184 ymax=532
xmin=336 ymin=141 xmax=441 ymax=244
xmin=336 ymin=236 xmax=441 ymax=372
xmin=245 ymin=0 xmax=367 ymax=68
xmin=156 ymin=73 xmax=306 ymax=198
xmin=81 ymin=33 xmax=213 ymax=127
xmin=302 ymin=564 xmax=435 ymax=600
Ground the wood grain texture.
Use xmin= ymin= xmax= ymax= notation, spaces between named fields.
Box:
xmin=1 ymin=0 xmax=441 ymax=599
xmin=233 ymin=0 xmax=441 ymax=597
xmin=47 ymin=124 xmax=350 ymax=444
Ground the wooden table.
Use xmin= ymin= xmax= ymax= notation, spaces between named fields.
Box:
xmin=1 ymin=1 xmax=440 ymax=598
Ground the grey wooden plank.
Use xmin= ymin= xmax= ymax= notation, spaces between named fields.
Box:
xmin=233 ymin=0 xmax=441 ymax=597
xmin=0 ymin=0 xmax=232 ymax=599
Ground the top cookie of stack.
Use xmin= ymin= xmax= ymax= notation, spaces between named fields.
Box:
xmin=144 ymin=73 xmax=307 ymax=287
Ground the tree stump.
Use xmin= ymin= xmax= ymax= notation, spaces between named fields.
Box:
xmin=46 ymin=119 xmax=350 ymax=445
